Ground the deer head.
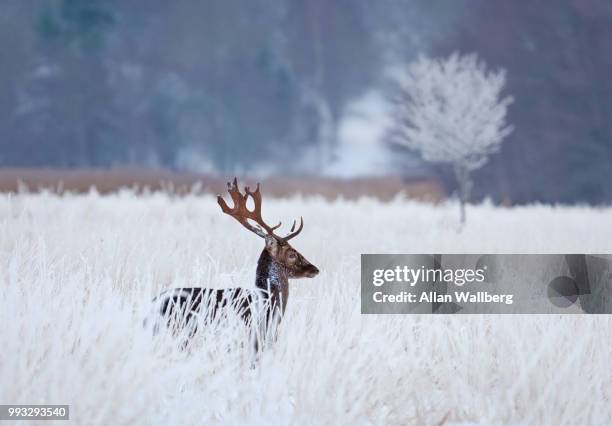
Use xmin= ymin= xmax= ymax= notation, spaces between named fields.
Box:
xmin=217 ymin=178 xmax=319 ymax=279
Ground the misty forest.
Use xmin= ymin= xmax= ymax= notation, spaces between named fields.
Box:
xmin=1 ymin=0 xmax=612 ymax=204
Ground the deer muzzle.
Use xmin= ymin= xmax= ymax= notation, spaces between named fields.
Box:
xmin=304 ymin=264 xmax=320 ymax=278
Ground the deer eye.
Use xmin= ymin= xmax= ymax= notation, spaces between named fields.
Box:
xmin=288 ymin=252 xmax=297 ymax=261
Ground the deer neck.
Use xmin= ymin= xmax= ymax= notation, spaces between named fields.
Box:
xmin=255 ymin=249 xmax=289 ymax=312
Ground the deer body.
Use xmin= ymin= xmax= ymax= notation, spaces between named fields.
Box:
xmin=151 ymin=178 xmax=318 ymax=347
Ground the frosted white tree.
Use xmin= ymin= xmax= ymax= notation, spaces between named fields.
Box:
xmin=390 ymin=53 xmax=514 ymax=223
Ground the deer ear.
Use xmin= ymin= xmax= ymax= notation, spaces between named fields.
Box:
xmin=265 ymin=236 xmax=279 ymax=256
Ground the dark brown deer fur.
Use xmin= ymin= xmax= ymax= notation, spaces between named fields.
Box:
xmin=150 ymin=178 xmax=318 ymax=347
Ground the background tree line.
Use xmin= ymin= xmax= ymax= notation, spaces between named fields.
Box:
xmin=0 ymin=0 xmax=610 ymax=204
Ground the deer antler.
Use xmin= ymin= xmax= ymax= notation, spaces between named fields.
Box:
xmin=283 ymin=217 xmax=303 ymax=241
xmin=218 ymin=178 xmax=303 ymax=241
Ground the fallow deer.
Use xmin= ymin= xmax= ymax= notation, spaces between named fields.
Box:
xmin=150 ymin=178 xmax=319 ymax=349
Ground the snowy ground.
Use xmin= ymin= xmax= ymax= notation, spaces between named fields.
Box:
xmin=1 ymin=191 xmax=611 ymax=425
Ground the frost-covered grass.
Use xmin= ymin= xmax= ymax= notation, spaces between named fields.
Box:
xmin=1 ymin=191 xmax=611 ymax=425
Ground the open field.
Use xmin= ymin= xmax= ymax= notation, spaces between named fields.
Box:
xmin=0 ymin=191 xmax=611 ymax=425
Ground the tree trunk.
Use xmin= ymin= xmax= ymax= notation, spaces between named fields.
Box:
xmin=459 ymin=196 xmax=466 ymax=225
xmin=454 ymin=165 xmax=472 ymax=225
